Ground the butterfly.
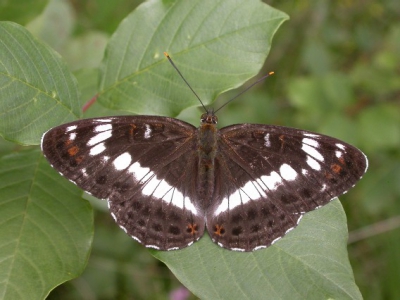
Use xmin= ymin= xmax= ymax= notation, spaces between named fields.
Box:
xmin=41 ymin=55 xmax=368 ymax=252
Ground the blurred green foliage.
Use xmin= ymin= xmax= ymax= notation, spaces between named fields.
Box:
xmin=1 ymin=0 xmax=399 ymax=299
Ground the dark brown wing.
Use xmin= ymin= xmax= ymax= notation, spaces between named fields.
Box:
xmin=206 ymin=124 xmax=368 ymax=251
xmin=41 ymin=116 xmax=205 ymax=250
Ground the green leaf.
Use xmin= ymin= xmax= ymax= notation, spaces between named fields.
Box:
xmin=0 ymin=2 xmax=364 ymax=299
xmin=288 ymin=73 xmax=354 ymax=113
xmin=26 ymin=0 xmax=75 ymax=52
xmin=0 ymin=148 xmax=93 ymax=299
xmin=0 ymin=0 xmax=48 ymax=25
xmin=99 ymin=0 xmax=289 ymax=116
xmin=358 ymin=103 xmax=400 ymax=152
xmin=0 ymin=22 xmax=81 ymax=145
xmin=61 ymin=32 xmax=109 ymax=71
xmin=74 ymin=68 xmax=133 ymax=118
xmin=154 ymin=201 xmax=362 ymax=300
xmin=319 ymin=115 xmax=359 ymax=145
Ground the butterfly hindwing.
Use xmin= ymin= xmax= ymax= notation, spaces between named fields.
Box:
xmin=206 ymin=124 xmax=367 ymax=251
xmin=42 ymin=115 xmax=367 ymax=251
xmin=41 ymin=116 xmax=205 ymax=250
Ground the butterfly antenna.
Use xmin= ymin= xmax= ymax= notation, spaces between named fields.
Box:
xmin=214 ymin=71 xmax=274 ymax=114
xmin=164 ymin=52 xmax=208 ymax=112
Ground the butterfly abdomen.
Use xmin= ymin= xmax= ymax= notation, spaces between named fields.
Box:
xmin=196 ymin=122 xmax=218 ymax=210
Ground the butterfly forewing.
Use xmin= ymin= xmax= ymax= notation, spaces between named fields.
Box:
xmin=205 ymin=124 xmax=367 ymax=251
xmin=42 ymin=116 xmax=205 ymax=250
xmin=42 ymin=113 xmax=367 ymax=252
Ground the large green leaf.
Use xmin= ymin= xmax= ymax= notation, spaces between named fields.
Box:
xmin=0 ymin=22 xmax=81 ymax=145
xmin=0 ymin=0 xmax=48 ymax=25
xmin=0 ymin=1 xmax=363 ymax=299
xmin=0 ymin=149 xmax=93 ymax=299
xmin=154 ymin=201 xmax=362 ymax=300
xmin=26 ymin=0 xmax=75 ymax=53
xmin=99 ymin=0 xmax=288 ymax=116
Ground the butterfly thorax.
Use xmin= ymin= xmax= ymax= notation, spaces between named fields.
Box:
xmin=197 ymin=112 xmax=219 ymax=209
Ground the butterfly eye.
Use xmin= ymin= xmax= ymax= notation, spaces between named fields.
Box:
xmin=200 ymin=113 xmax=218 ymax=124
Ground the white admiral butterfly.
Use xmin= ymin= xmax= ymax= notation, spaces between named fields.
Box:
xmin=41 ymin=54 xmax=368 ymax=252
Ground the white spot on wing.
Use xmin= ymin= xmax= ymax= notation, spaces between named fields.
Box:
xmin=128 ymin=161 xmax=198 ymax=215
xmin=243 ymin=180 xmax=266 ymax=198
xmin=144 ymin=175 xmax=170 ymax=198
xmin=69 ymin=132 xmax=76 ymax=140
xmin=113 ymin=152 xmax=132 ymax=170
xmin=167 ymin=246 xmax=179 ymax=251
xmin=182 ymin=198 xmax=197 ymax=215
xmin=363 ymin=152 xmax=369 ymax=173
xmin=306 ymin=156 xmax=321 ymax=170
xmin=81 ymin=168 xmax=88 ymax=177
xmin=88 ymin=131 xmax=112 ymax=146
xmin=147 ymin=244 xmax=161 ymax=250
xmin=141 ymin=172 xmax=170 ymax=199
xmin=264 ymin=133 xmax=271 ymax=147
xmin=252 ymin=180 xmax=267 ymax=197
xmin=131 ymin=236 xmax=142 ymax=243
xmin=219 ymin=190 xmax=248 ymax=214
xmin=40 ymin=133 xmax=47 ymax=151
xmin=285 ymin=227 xmax=294 ymax=234
xmin=280 ymin=164 xmax=297 ymax=181
xmin=90 ymin=142 xmax=106 ymax=155
xmin=214 ymin=199 xmax=229 ymax=216
xmin=213 ymin=179 xmax=266 ymax=216
xmin=95 ymin=119 xmax=112 ymax=123
xmin=119 ymin=225 xmax=128 ymax=233
xmin=302 ymin=143 xmax=324 ymax=161
xmin=231 ymin=247 xmax=245 ymax=252
xmin=128 ymin=162 xmax=151 ymax=181
xmin=66 ymin=125 xmax=77 ymax=132
xmin=335 ymin=150 xmax=342 ymax=158
xmin=296 ymin=214 xmax=303 ymax=224
xmin=253 ymin=245 xmax=267 ymax=251
xmin=144 ymin=124 xmax=151 ymax=139
xmin=303 ymin=133 xmax=319 ymax=138
xmin=271 ymin=237 xmax=281 ymax=245
xmin=261 ymin=171 xmax=282 ymax=190
xmin=336 ymin=143 xmax=345 ymax=150
xmin=94 ymin=124 xmax=112 ymax=132
xmin=302 ymin=138 xmax=319 ymax=147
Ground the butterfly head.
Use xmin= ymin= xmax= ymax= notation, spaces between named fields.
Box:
xmin=201 ymin=111 xmax=218 ymax=125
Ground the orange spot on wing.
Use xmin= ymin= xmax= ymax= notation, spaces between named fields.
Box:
xmin=129 ymin=124 xmax=136 ymax=136
xmin=324 ymin=171 xmax=333 ymax=179
xmin=279 ymin=135 xmax=286 ymax=151
xmin=68 ymin=146 xmax=79 ymax=156
xmin=214 ymin=224 xmax=225 ymax=236
xmin=331 ymin=164 xmax=342 ymax=174
xmin=75 ymin=155 xmax=83 ymax=164
xmin=186 ymin=223 xmax=198 ymax=235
